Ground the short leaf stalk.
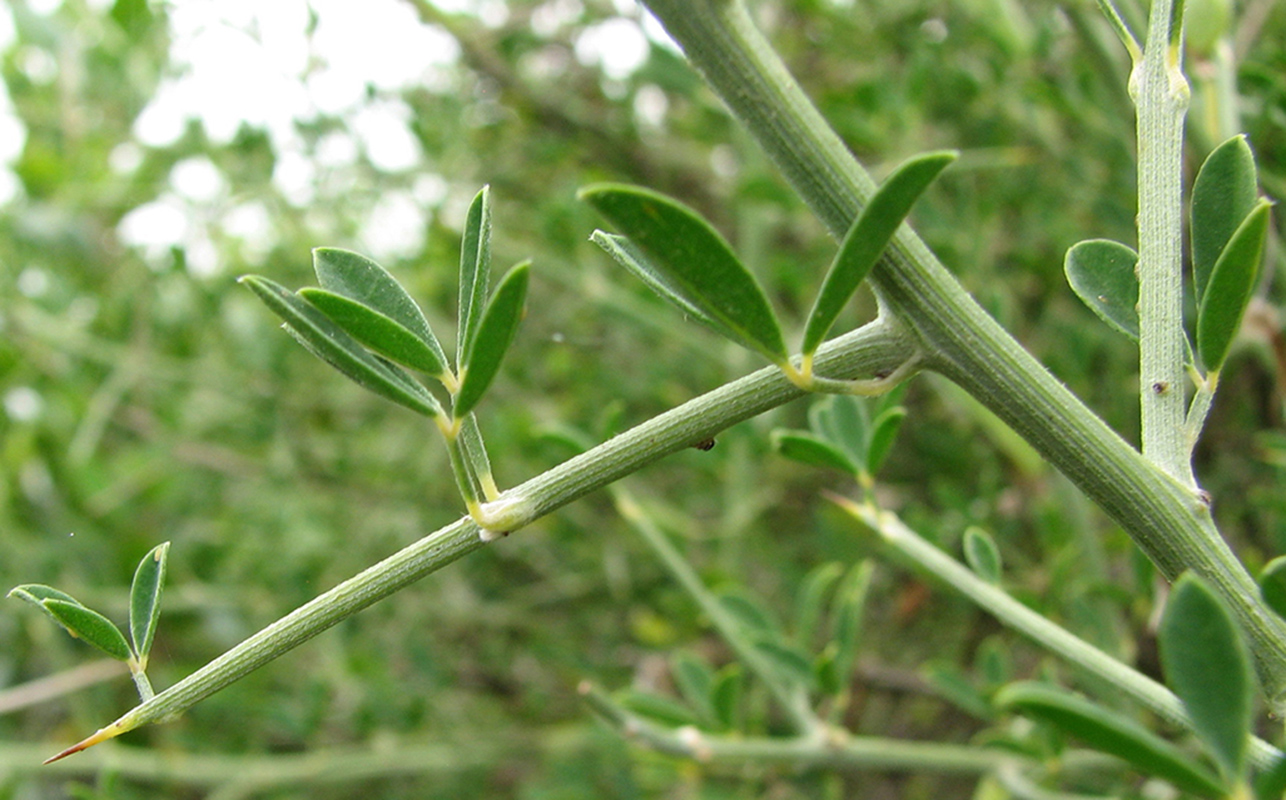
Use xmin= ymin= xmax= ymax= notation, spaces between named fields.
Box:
xmin=1133 ymin=0 xmax=1194 ymax=487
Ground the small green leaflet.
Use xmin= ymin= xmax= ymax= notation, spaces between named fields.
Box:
xmin=454 ymin=261 xmax=530 ymax=418
xmin=1191 ymin=135 xmax=1258 ymax=306
xmin=580 ymin=183 xmax=787 ymax=365
xmin=771 ymin=430 xmax=860 ymax=475
xmin=588 ymin=231 xmax=742 ymax=344
xmin=129 ymin=541 xmax=170 ymax=661
xmin=9 ymin=586 xmax=133 ymax=662
xmin=1064 ymin=239 xmax=1140 ymax=340
xmin=458 ymin=186 xmax=493 ymax=367
xmin=239 ymin=275 xmax=443 ymax=418
xmin=1196 ymin=199 xmax=1272 ymax=372
xmin=962 ymin=527 xmax=1002 ymax=584
xmin=299 ymin=289 xmax=449 ymax=376
xmin=1159 ymin=573 xmax=1254 ymax=782
xmin=801 ymin=150 xmax=956 ymax=356
xmin=996 ymin=681 xmax=1225 ymax=797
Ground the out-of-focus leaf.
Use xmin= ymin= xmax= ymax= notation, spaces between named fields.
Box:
xmin=866 ymin=406 xmax=907 ymax=475
xmin=923 ymin=663 xmax=993 ymax=720
xmin=580 ymin=183 xmax=787 ymax=364
xmin=239 ymin=275 xmax=442 ymax=418
xmin=1192 ymin=135 xmax=1258 ymax=304
xmin=129 ymin=541 xmax=169 ymax=660
xmin=298 ymin=289 xmax=449 ymax=376
xmin=810 ymin=395 xmax=869 ymax=467
xmin=794 ymin=562 xmax=845 ymax=648
xmin=1254 ymin=753 xmax=1286 ymax=800
xmin=771 ymin=430 xmax=860 ymax=475
xmin=615 ymin=689 xmax=700 ymax=727
xmin=814 ymin=642 xmax=843 ymax=696
xmin=751 ymin=636 xmax=817 ymax=689
xmin=454 ymin=261 xmax=530 ymax=417
xmin=975 ymin=636 xmax=1013 ymax=687
xmin=43 ymin=600 xmax=133 ymax=662
xmin=1258 ymin=556 xmax=1286 ymax=621
xmin=996 ymin=681 xmax=1225 ymax=797
xmin=831 ymin=560 xmax=874 ymax=686
xmin=1159 ymin=573 xmax=1254 ymax=780
xmin=709 ymin=664 xmax=742 ymax=730
xmin=801 ymin=150 xmax=956 ymax=355
xmin=671 ymin=651 xmax=716 ymax=722
xmin=458 ymin=186 xmax=493 ymax=366
xmin=963 ymin=527 xmax=1002 ymax=584
xmin=1196 ymin=200 xmax=1272 ymax=372
xmin=717 ymin=589 xmax=780 ymax=635
xmin=1064 ymin=239 xmax=1140 ymax=340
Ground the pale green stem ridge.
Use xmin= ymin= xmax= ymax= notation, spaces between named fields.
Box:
xmin=846 ymin=500 xmax=1281 ymax=771
xmin=80 ymin=318 xmax=913 ymax=741
xmin=637 ymin=0 xmax=1286 ymax=708
xmin=1133 ymin=0 xmax=1193 ymax=487
xmin=612 ymin=486 xmax=819 ymax=735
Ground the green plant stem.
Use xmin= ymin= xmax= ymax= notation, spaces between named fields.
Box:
xmin=578 ymin=682 xmax=1055 ymax=777
xmin=842 ymin=499 xmax=1281 ymax=771
xmin=57 ymin=318 xmax=914 ymax=754
xmin=611 ymin=485 xmax=819 ymax=735
xmin=637 ymin=0 xmax=1286 ymax=709
xmin=1132 ymin=0 xmax=1193 ymax=486
xmin=3 ymin=740 xmax=515 ymax=792
xmin=441 ymin=427 xmax=484 ymax=521
xmin=459 ymin=413 xmax=499 ymax=501
xmin=128 ymin=667 xmax=154 ymax=703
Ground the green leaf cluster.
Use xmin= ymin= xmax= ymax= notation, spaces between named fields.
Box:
xmin=240 ymin=187 xmax=529 ymax=426
xmin=771 ymin=393 xmax=908 ymax=489
xmin=581 ymin=151 xmax=954 ymax=388
xmin=238 ymin=187 xmax=531 ymax=522
xmin=9 ymin=543 xmax=170 ymax=689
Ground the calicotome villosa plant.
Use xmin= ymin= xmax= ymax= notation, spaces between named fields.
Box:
xmin=11 ymin=0 xmax=1286 ymax=795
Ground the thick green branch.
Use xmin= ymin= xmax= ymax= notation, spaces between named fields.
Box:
xmin=637 ymin=0 xmax=1286 ymax=706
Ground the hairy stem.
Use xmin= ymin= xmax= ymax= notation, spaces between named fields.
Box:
xmin=1132 ymin=0 xmax=1193 ymax=485
xmin=637 ymin=0 xmax=1286 ymax=707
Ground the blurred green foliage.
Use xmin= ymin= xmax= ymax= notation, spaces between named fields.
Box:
xmin=1 ymin=0 xmax=1284 ymax=797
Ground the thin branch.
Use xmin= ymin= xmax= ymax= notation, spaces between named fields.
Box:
xmin=838 ymin=497 xmax=1281 ymax=771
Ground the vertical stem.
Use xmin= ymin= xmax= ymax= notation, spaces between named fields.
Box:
xmin=1133 ymin=0 xmax=1193 ymax=486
